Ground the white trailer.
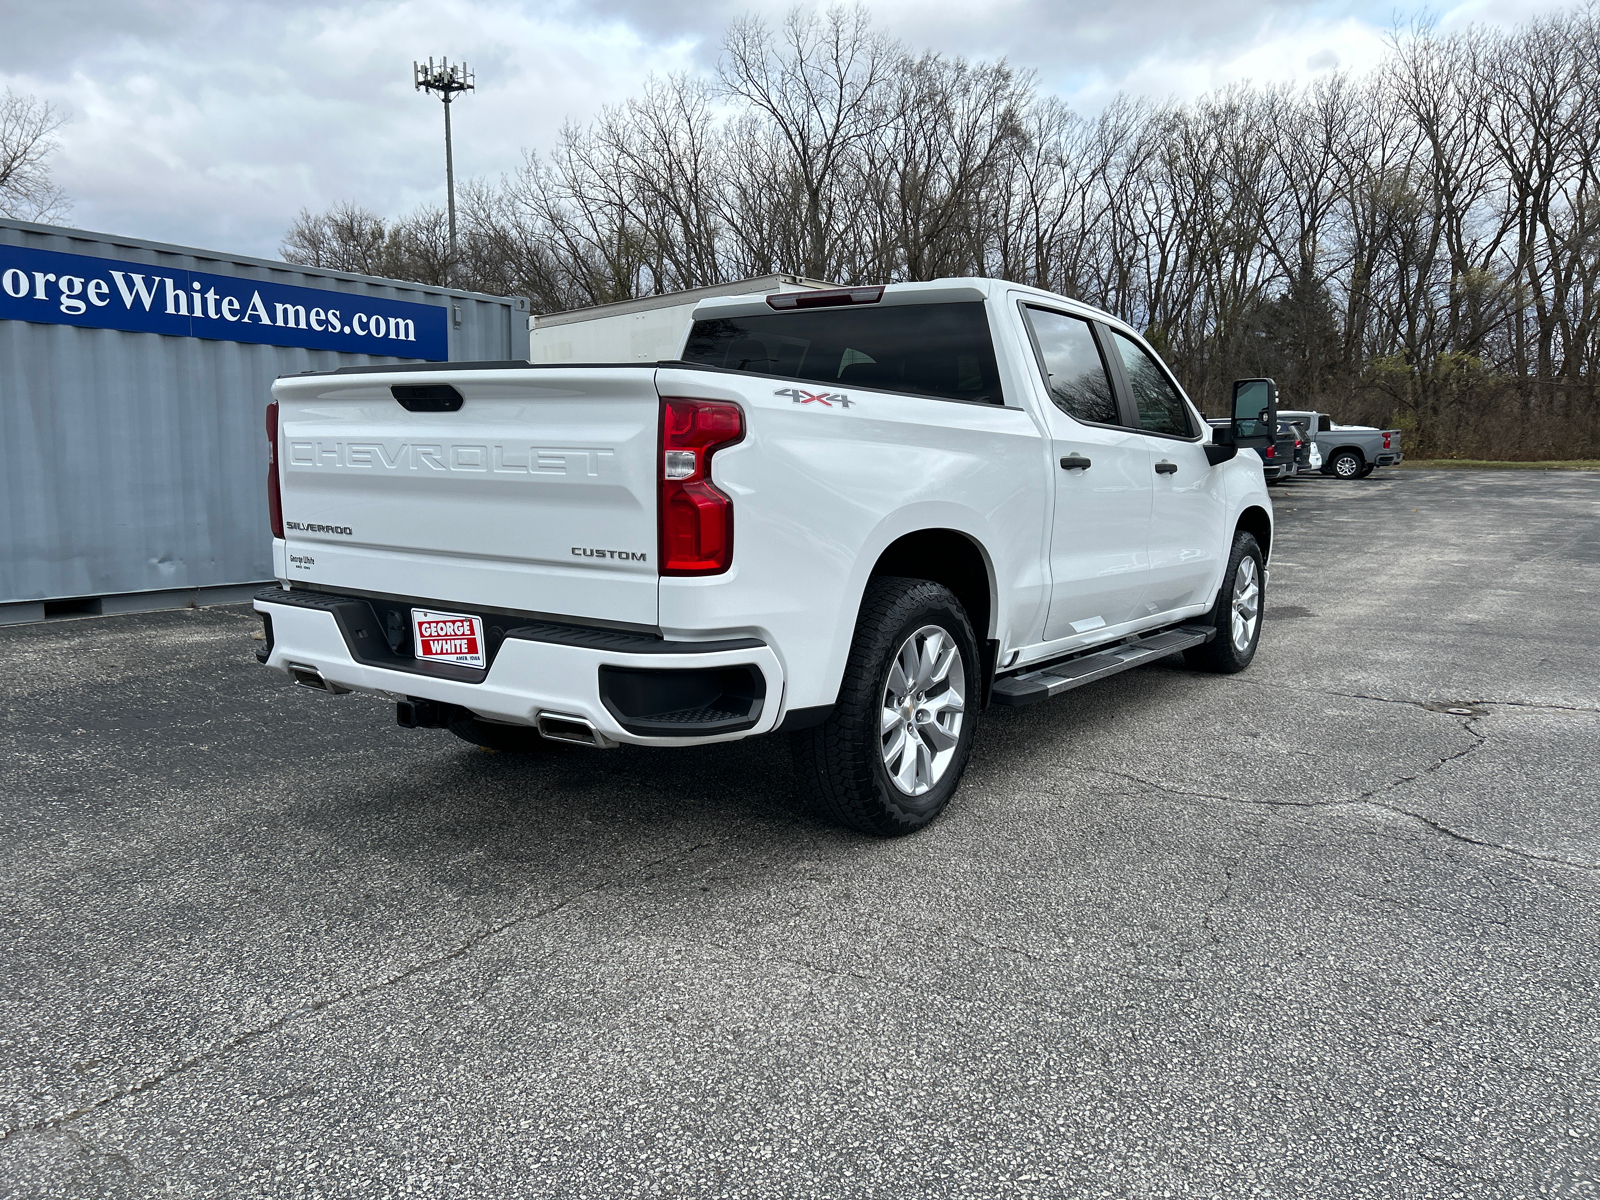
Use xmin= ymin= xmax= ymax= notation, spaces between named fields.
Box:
xmin=528 ymin=274 xmax=835 ymax=364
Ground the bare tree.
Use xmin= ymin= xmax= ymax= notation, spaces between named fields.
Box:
xmin=0 ymin=89 xmax=70 ymax=222
xmin=280 ymin=6 xmax=1600 ymax=457
xmin=281 ymin=202 xmax=388 ymax=274
xmin=719 ymin=7 xmax=895 ymax=281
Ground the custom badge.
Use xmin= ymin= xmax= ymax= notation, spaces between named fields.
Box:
xmin=775 ymin=387 xmax=854 ymax=408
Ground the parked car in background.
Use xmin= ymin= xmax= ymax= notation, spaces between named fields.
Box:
xmin=1213 ymin=419 xmax=1295 ymax=482
xmin=1278 ymin=409 xmax=1402 ymax=479
xmin=1272 ymin=426 xmax=1299 ymax=483
xmin=1279 ymin=420 xmax=1316 ymax=475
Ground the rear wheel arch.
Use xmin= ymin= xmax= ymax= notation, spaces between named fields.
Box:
xmin=868 ymin=528 xmax=995 ymax=642
xmin=1236 ymin=505 xmax=1272 ymax=563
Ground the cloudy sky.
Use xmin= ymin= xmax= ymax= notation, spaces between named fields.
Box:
xmin=0 ymin=0 xmax=1573 ymax=261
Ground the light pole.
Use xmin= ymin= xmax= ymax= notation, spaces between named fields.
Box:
xmin=413 ymin=57 xmax=474 ymax=285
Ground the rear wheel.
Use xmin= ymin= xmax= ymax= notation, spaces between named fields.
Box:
xmin=1329 ymin=449 xmax=1364 ymax=479
xmin=1184 ymin=531 xmax=1264 ymax=674
xmin=792 ymin=577 xmax=979 ymax=836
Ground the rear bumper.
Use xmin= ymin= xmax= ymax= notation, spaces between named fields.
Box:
xmin=254 ymin=587 xmax=785 ymax=747
xmin=1377 ymin=452 xmax=1402 ymax=466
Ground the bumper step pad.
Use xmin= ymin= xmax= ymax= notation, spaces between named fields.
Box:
xmin=990 ymin=625 xmax=1214 ymax=707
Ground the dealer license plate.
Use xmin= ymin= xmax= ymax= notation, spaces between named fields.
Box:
xmin=411 ymin=608 xmax=486 ymax=668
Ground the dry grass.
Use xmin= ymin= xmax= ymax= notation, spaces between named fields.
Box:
xmin=1396 ymin=459 xmax=1600 ymax=471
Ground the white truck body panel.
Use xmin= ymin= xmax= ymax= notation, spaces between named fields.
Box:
xmin=259 ymin=277 xmax=1273 ymax=747
xmin=271 ymin=368 xmax=661 ymax=626
xmin=653 ymin=358 xmax=1047 ymax=711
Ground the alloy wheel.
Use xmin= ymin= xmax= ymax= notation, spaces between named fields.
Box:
xmin=880 ymin=625 xmax=966 ymax=796
xmin=1231 ymin=556 xmax=1261 ymax=653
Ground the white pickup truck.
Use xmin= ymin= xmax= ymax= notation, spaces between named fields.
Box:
xmin=255 ymin=280 xmax=1274 ymax=834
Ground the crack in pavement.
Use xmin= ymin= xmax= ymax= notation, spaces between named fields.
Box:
xmin=958 ymin=932 xmax=1046 ymax=962
xmin=1416 ymin=1147 xmax=1510 ymax=1187
xmin=1092 ymin=719 xmax=1600 ymax=873
xmin=1183 ymin=848 xmax=1250 ymax=974
xmin=0 ymin=837 xmax=726 ymax=1146
xmin=1243 ymin=678 xmax=1600 ymax=716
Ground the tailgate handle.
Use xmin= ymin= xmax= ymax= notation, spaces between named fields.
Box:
xmin=391 ymin=384 xmax=463 ymax=412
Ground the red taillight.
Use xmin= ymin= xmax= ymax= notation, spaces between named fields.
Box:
xmin=266 ymin=401 xmax=284 ymax=539
xmin=1265 ymin=443 xmax=1276 ymax=459
xmin=659 ymin=397 xmax=744 ymax=575
xmin=1383 ymin=431 xmax=1393 ymax=449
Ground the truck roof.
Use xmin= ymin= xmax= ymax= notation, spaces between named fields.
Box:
xmin=288 ymin=277 xmax=1135 ymax=380
xmin=688 ymin=276 xmax=1126 ymax=331
xmin=530 ymin=273 xmax=838 ymax=329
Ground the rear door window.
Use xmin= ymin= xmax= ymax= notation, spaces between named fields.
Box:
xmin=1019 ymin=306 xmax=1119 ymax=426
xmin=681 ymin=302 xmax=1002 ymax=404
xmin=1106 ymin=330 xmax=1195 ymax=438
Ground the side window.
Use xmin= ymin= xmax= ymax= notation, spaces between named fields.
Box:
xmin=1020 ymin=306 xmax=1118 ymax=426
xmin=1109 ymin=330 xmax=1194 ymax=438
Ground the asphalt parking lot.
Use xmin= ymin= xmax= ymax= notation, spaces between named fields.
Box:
xmin=2 ymin=468 xmax=1597 ymax=1199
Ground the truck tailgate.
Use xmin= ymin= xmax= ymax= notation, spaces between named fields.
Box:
xmin=270 ymin=366 xmax=661 ymax=627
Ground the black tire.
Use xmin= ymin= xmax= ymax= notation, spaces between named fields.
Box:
xmin=448 ymin=714 xmax=547 ymax=752
xmin=1183 ymin=531 xmax=1265 ymax=674
xmin=792 ymin=577 xmax=980 ymax=836
xmin=1356 ymin=463 xmax=1376 ymax=478
xmin=1328 ymin=449 xmax=1364 ymax=479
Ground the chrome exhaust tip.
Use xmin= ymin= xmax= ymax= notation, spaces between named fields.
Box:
xmin=536 ymin=712 xmax=612 ymax=747
xmin=288 ymin=663 xmax=350 ymax=694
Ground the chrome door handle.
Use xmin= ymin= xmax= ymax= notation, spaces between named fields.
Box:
xmin=1155 ymin=460 xmax=1178 ymax=474
xmin=1060 ymin=454 xmax=1092 ymax=470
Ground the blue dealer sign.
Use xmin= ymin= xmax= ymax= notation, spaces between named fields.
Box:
xmin=0 ymin=243 xmax=447 ymax=360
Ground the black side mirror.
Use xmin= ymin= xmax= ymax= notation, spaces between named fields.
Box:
xmin=1231 ymin=378 xmax=1278 ymax=449
xmin=1205 ymin=421 xmax=1238 ymax=465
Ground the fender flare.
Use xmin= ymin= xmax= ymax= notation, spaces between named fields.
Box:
xmin=809 ymin=502 xmax=1001 ymax=712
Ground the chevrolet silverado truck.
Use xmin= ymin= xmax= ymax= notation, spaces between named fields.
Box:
xmin=1277 ymin=409 xmax=1403 ymax=479
xmin=255 ymin=280 xmax=1274 ymax=835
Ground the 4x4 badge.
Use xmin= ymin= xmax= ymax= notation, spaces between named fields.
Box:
xmin=775 ymin=387 xmax=853 ymax=408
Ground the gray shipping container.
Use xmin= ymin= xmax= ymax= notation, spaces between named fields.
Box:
xmin=0 ymin=218 xmax=528 ymax=620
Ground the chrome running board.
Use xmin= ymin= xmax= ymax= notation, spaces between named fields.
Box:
xmin=989 ymin=626 xmax=1214 ymax=707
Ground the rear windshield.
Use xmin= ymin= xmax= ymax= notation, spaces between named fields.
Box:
xmin=680 ymin=302 xmax=1003 ymax=405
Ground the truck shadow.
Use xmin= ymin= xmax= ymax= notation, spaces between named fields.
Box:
xmin=285 ymin=657 xmax=1205 ymax=866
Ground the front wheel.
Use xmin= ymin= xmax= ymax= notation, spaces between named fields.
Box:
xmin=792 ymin=577 xmax=980 ymax=836
xmin=1184 ymin=531 xmax=1265 ymax=674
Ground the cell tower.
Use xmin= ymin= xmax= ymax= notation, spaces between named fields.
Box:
xmin=413 ymin=57 xmax=475 ymax=284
